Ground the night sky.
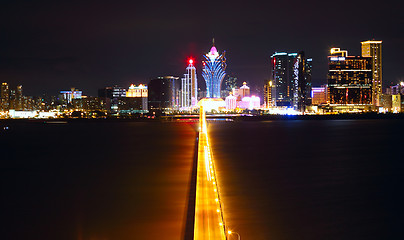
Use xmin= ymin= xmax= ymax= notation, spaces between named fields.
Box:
xmin=0 ymin=0 xmax=402 ymax=96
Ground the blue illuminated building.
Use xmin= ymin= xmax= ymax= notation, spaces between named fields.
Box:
xmin=202 ymin=41 xmax=227 ymax=98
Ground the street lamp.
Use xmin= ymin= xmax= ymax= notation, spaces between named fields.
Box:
xmin=227 ymin=230 xmax=241 ymax=240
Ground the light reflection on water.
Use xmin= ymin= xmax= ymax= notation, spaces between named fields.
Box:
xmin=1 ymin=121 xmax=197 ymax=240
xmin=2 ymin=119 xmax=403 ymax=240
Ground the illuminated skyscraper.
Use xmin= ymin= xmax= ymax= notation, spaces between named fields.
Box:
xmin=361 ymin=40 xmax=382 ymax=107
xmin=271 ymin=51 xmax=311 ymax=111
xmin=202 ymin=40 xmax=226 ymax=98
xmin=1 ymin=83 xmax=10 ymax=110
xmin=181 ymin=58 xmax=198 ymax=108
xmin=264 ymin=80 xmax=274 ymax=108
xmin=270 ymin=52 xmax=298 ymax=106
xmin=327 ymin=48 xmax=372 ymax=105
xmin=293 ymin=51 xmax=312 ymax=112
xmin=15 ymin=85 xmax=23 ymax=110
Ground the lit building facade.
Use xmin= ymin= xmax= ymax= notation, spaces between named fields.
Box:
xmin=60 ymin=88 xmax=82 ymax=104
xmin=15 ymin=85 xmax=23 ymax=110
xmin=124 ymin=84 xmax=148 ymax=113
xmin=293 ymin=51 xmax=312 ymax=112
xmin=381 ymin=82 xmax=404 ymax=113
xmin=264 ymin=80 xmax=274 ymax=108
xmin=327 ymin=48 xmax=372 ymax=105
xmin=270 ymin=52 xmax=299 ymax=106
xmin=1 ymin=83 xmax=10 ymax=110
xmin=112 ymin=86 xmax=127 ymax=98
xmin=181 ymin=59 xmax=198 ymax=108
xmin=239 ymin=82 xmax=250 ymax=99
xmin=361 ymin=40 xmax=382 ymax=107
xmin=391 ymin=94 xmax=403 ymax=113
xmin=232 ymin=82 xmax=251 ymax=101
xmin=100 ymin=86 xmax=126 ymax=113
xmin=225 ymin=94 xmax=237 ymax=110
xmin=380 ymin=94 xmax=392 ymax=111
xmin=202 ymin=42 xmax=227 ymax=98
xmin=126 ymin=84 xmax=148 ymax=98
xmin=386 ymin=82 xmax=404 ymax=95
xmin=72 ymin=97 xmax=106 ymax=111
xmin=197 ymin=98 xmax=225 ymax=112
xmin=311 ymin=85 xmax=327 ymax=105
xmin=238 ymin=96 xmax=261 ymax=109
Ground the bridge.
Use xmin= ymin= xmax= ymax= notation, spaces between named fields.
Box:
xmin=194 ymin=106 xmax=227 ymax=240
xmin=183 ymin=106 xmax=229 ymax=240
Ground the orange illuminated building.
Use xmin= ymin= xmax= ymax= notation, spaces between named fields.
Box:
xmin=126 ymin=84 xmax=148 ymax=98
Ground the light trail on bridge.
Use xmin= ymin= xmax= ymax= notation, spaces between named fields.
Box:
xmin=194 ymin=106 xmax=227 ymax=240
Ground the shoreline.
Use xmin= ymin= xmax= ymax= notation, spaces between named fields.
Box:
xmin=1 ymin=113 xmax=404 ymax=124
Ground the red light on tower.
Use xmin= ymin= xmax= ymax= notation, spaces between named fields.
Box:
xmin=189 ymin=59 xmax=194 ymax=65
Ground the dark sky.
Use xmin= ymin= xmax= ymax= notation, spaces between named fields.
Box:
xmin=0 ymin=0 xmax=402 ymax=96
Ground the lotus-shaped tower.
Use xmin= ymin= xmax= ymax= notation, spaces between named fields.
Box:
xmin=202 ymin=41 xmax=227 ymax=98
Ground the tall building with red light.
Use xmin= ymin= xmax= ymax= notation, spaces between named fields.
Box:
xmin=181 ymin=58 xmax=198 ymax=109
xmin=270 ymin=51 xmax=312 ymax=111
xmin=270 ymin=52 xmax=298 ymax=107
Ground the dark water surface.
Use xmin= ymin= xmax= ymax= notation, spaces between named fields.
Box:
xmin=1 ymin=119 xmax=403 ymax=240
xmin=210 ymin=120 xmax=404 ymax=240
xmin=1 ymin=121 xmax=196 ymax=240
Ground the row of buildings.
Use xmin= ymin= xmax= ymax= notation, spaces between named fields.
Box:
xmin=263 ymin=40 xmax=390 ymax=113
xmin=2 ymin=39 xmax=403 ymax=117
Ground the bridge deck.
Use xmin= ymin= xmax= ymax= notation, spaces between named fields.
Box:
xmin=194 ymin=108 xmax=227 ymax=240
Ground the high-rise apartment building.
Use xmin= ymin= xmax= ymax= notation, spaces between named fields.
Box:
xmin=361 ymin=40 xmax=382 ymax=107
xmin=1 ymin=82 xmax=10 ymax=110
xmin=271 ymin=51 xmax=312 ymax=111
xmin=202 ymin=41 xmax=227 ymax=98
xmin=181 ymin=59 xmax=198 ymax=108
xmin=263 ymin=80 xmax=274 ymax=108
xmin=270 ymin=52 xmax=298 ymax=106
xmin=327 ymin=48 xmax=372 ymax=105
xmin=15 ymin=85 xmax=23 ymax=110
xmin=293 ymin=52 xmax=312 ymax=112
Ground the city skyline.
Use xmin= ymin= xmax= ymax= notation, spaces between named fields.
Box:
xmin=0 ymin=1 xmax=402 ymax=96
xmin=1 ymin=1 xmax=403 ymax=239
